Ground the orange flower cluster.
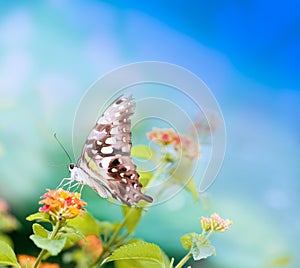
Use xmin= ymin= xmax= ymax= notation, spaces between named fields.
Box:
xmin=147 ymin=128 xmax=179 ymax=146
xmin=78 ymin=234 xmax=103 ymax=259
xmin=18 ymin=254 xmax=59 ymax=268
xmin=39 ymin=189 xmax=87 ymax=221
xmin=177 ymin=135 xmax=200 ymax=160
xmin=201 ymin=213 xmax=232 ymax=232
xmin=147 ymin=128 xmax=200 ymax=160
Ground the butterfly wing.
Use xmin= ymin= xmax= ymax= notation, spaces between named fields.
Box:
xmin=77 ymin=95 xmax=153 ymax=206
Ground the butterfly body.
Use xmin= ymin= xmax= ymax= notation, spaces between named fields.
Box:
xmin=69 ymin=95 xmax=153 ymax=206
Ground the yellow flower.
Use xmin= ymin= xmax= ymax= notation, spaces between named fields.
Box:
xmin=201 ymin=213 xmax=232 ymax=232
xmin=39 ymin=189 xmax=87 ymax=222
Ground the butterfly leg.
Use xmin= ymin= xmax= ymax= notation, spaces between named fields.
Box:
xmin=67 ymin=181 xmax=76 ymax=191
xmin=68 ymin=182 xmax=84 ymax=195
xmin=79 ymin=183 xmax=84 ymax=195
xmin=73 ymin=182 xmax=83 ymax=193
xmin=68 ymin=181 xmax=81 ymax=192
xmin=56 ymin=177 xmax=73 ymax=189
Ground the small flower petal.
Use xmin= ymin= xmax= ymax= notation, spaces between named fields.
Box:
xmin=201 ymin=213 xmax=232 ymax=232
xmin=147 ymin=128 xmax=200 ymax=160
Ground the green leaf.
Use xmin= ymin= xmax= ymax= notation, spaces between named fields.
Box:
xmin=122 ymin=206 xmax=143 ymax=234
xmin=0 ymin=240 xmax=20 ymax=267
xmin=30 ymin=234 xmax=66 ymax=256
xmin=0 ymin=234 xmax=13 ymax=248
xmin=62 ymin=232 xmax=84 ymax=249
xmin=98 ymin=221 xmax=119 ymax=238
xmin=115 ymin=260 xmax=163 ymax=268
xmin=137 ymin=170 xmax=153 ymax=187
xmin=180 ymin=232 xmax=198 ymax=251
xmin=184 ymin=179 xmax=198 ymax=201
xmin=32 ymin=223 xmax=49 ymax=238
xmin=191 ymin=242 xmax=215 ymax=261
xmin=68 ymin=211 xmax=99 ymax=236
xmin=0 ymin=213 xmax=19 ymax=232
xmin=161 ymin=250 xmax=171 ymax=268
xmin=132 ymin=145 xmax=156 ymax=161
xmin=104 ymin=240 xmax=169 ymax=267
xmin=180 ymin=233 xmax=215 ymax=261
xmin=190 ymin=235 xmax=215 ymax=261
xmin=26 ymin=212 xmax=51 ymax=223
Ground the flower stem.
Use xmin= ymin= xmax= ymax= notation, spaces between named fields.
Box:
xmin=91 ymin=207 xmax=136 ymax=267
xmin=204 ymin=230 xmax=214 ymax=241
xmin=33 ymin=220 xmax=61 ymax=268
xmin=150 ymin=160 xmax=173 ymax=200
xmin=175 ymin=251 xmax=193 ymax=268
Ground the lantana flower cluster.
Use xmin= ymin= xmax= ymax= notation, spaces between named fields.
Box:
xmin=147 ymin=128 xmax=200 ymax=160
xmin=18 ymin=254 xmax=59 ymax=268
xmin=201 ymin=213 xmax=232 ymax=232
xmin=39 ymin=188 xmax=87 ymax=222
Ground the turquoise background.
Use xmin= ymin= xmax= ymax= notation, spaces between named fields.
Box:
xmin=0 ymin=1 xmax=299 ymax=267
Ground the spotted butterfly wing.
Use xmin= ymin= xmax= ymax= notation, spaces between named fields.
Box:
xmin=69 ymin=95 xmax=153 ymax=206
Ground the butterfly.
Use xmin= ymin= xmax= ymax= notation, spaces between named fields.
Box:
xmin=67 ymin=95 xmax=153 ymax=206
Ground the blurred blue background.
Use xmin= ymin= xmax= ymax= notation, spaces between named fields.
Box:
xmin=0 ymin=1 xmax=299 ymax=267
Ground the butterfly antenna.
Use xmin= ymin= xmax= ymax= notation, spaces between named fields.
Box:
xmin=53 ymin=133 xmax=72 ymax=163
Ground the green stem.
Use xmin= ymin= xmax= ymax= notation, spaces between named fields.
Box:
xmin=175 ymin=251 xmax=193 ymax=268
xmin=33 ymin=220 xmax=61 ymax=268
xmin=204 ymin=230 xmax=214 ymax=241
xmin=150 ymin=160 xmax=173 ymax=200
xmin=91 ymin=207 xmax=136 ymax=267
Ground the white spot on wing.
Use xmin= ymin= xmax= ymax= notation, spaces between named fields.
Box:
xmin=97 ymin=117 xmax=110 ymax=124
xmin=101 ymin=146 xmax=113 ymax=154
xmin=111 ymin=127 xmax=119 ymax=135
xmin=105 ymin=137 xmax=116 ymax=144
xmin=90 ymin=129 xmax=107 ymax=140
xmin=121 ymin=145 xmax=130 ymax=152
xmin=101 ymin=157 xmax=111 ymax=168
